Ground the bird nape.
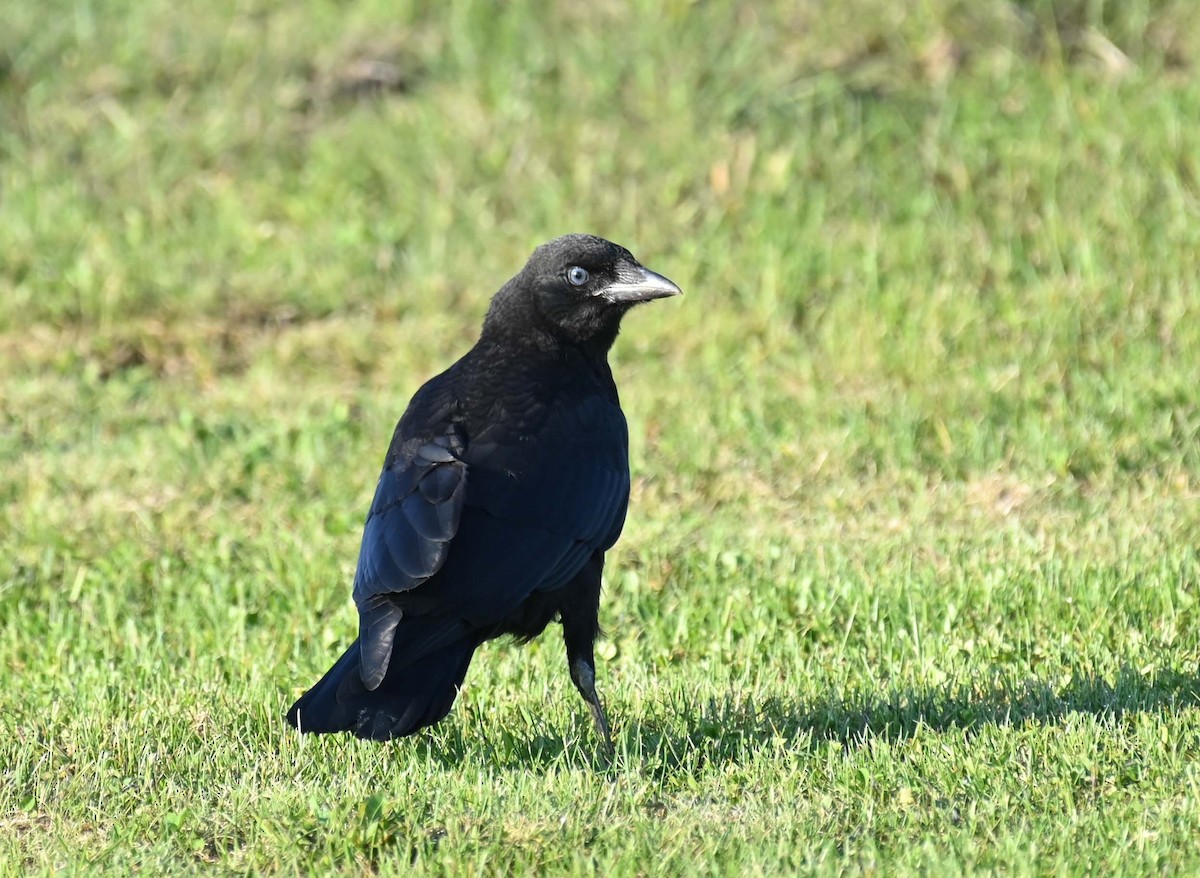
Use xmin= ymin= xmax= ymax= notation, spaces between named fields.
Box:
xmin=285 ymin=234 xmax=681 ymax=751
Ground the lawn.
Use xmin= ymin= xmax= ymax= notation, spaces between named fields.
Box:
xmin=3 ymin=0 xmax=1200 ymax=873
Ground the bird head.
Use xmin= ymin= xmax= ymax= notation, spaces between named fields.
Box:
xmin=484 ymin=234 xmax=681 ymax=351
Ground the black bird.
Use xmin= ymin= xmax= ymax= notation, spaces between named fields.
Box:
xmin=286 ymin=234 xmax=680 ymax=747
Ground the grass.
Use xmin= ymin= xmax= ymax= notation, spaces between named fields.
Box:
xmin=3 ymin=0 xmax=1200 ymax=873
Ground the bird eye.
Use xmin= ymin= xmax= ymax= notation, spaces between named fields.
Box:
xmin=567 ymin=266 xmax=589 ymax=286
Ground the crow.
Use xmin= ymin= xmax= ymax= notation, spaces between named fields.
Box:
xmin=286 ymin=234 xmax=680 ymax=748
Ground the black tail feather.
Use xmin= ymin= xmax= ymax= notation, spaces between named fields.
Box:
xmin=286 ymin=638 xmax=476 ymax=741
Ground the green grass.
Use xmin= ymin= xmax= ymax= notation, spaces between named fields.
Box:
xmin=4 ymin=0 xmax=1200 ymax=873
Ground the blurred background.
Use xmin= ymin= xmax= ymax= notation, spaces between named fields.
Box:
xmin=3 ymin=0 xmax=1200 ymax=872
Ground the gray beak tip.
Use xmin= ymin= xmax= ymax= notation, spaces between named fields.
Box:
xmin=600 ymin=268 xmax=683 ymax=304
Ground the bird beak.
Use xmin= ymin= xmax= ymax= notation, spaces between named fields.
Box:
xmin=598 ymin=267 xmax=683 ymax=304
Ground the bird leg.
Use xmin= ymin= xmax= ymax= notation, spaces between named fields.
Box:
xmin=560 ymin=551 xmax=612 ymax=754
xmin=569 ymin=654 xmax=613 ymax=754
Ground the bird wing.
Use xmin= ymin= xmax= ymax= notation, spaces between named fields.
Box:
xmin=351 ymin=427 xmax=468 ymax=688
xmin=349 ymin=391 xmax=629 ymax=689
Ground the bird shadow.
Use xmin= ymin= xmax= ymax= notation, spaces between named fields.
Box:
xmin=418 ymin=663 xmax=1200 ymax=774
xmin=625 ymin=663 xmax=1200 ymax=777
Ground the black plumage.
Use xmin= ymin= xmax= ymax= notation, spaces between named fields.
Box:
xmin=286 ymin=234 xmax=681 ymax=746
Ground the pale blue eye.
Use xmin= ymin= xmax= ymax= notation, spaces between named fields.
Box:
xmin=567 ymin=266 xmax=589 ymax=286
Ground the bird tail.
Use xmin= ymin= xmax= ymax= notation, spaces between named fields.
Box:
xmin=286 ymin=637 xmax=476 ymax=741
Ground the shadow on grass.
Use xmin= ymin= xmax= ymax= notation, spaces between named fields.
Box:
xmin=615 ymin=663 xmax=1200 ymax=775
xmin=410 ymin=663 xmax=1200 ymax=773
